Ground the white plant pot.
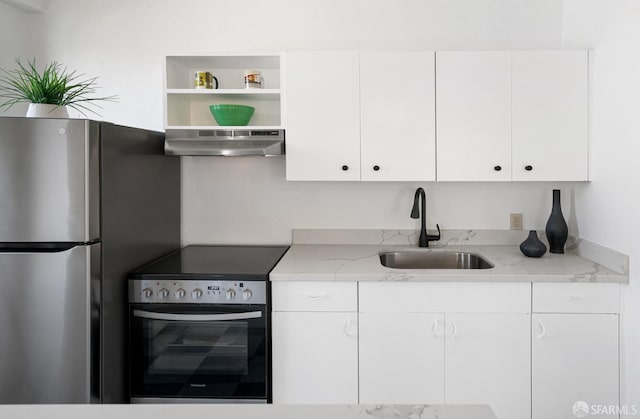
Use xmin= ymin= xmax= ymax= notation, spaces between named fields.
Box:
xmin=26 ymin=103 xmax=69 ymax=118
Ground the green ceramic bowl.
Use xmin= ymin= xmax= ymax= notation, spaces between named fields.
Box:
xmin=209 ymin=104 xmax=255 ymax=126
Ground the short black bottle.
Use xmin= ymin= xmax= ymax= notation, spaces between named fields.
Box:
xmin=519 ymin=230 xmax=547 ymax=258
xmin=545 ymin=189 xmax=569 ymax=254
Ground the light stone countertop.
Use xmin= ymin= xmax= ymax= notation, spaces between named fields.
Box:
xmin=270 ymin=229 xmax=629 ymax=283
xmin=0 ymin=404 xmax=497 ymax=419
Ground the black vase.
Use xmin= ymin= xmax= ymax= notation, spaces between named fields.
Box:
xmin=520 ymin=230 xmax=547 ymax=258
xmin=545 ymin=189 xmax=569 ymax=254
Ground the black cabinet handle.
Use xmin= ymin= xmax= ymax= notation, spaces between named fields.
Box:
xmin=525 ymin=165 xmax=533 ymax=171
xmin=373 ymin=165 xmax=380 ymax=171
xmin=494 ymin=165 xmax=502 ymax=171
xmin=341 ymin=165 xmax=349 ymax=171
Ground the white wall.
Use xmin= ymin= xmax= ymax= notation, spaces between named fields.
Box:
xmin=561 ymin=0 xmax=640 ymax=407
xmin=0 ymin=1 xmax=38 ymax=116
xmin=33 ymin=0 xmax=564 ymax=130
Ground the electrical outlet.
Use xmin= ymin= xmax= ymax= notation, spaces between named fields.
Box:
xmin=510 ymin=213 xmax=523 ymax=230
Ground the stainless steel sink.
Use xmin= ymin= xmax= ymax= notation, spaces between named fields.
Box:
xmin=379 ymin=250 xmax=494 ymax=270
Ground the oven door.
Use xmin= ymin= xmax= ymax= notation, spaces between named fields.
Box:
xmin=129 ymin=304 xmax=268 ymax=402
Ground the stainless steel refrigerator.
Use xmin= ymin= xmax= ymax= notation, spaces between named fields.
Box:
xmin=0 ymin=117 xmax=181 ymax=403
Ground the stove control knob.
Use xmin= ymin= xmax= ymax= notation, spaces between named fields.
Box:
xmin=158 ymin=288 xmax=169 ymax=299
xmin=191 ymin=288 xmax=203 ymax=300
xmin=242 ymin=289 xmax=253 ymax=300
xmin=140 ymin=288 xmax=153 ymax=299
xmin=175 ymin=288 xmax=186 ymax=299
xmin=226 ymin=288 xmax=236 ymax=300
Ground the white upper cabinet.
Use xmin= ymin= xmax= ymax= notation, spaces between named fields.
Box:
xmin=165 ymin=50 xmax=588 ymax=179
xmin=284 ymin=51 xmax=361 ymax=181
xmin=436 ymin=50 xmax=589 ymax=182
xmin=360 ymin=51 xmax=436 ymax=181
xmin=285 ymin=51 xmax=436 ymax=181
xmin=512 ymin=51 xmax=589 ymax=181
xmin=436 ymin=52 xmax=512 ymax=181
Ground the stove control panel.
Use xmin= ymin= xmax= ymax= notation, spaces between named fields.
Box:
xmin=129 ymin=279 xmax=267 ymax=305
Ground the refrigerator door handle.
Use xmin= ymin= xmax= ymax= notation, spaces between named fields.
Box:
xmin=0 ymin=241 xmax=97 ymax=253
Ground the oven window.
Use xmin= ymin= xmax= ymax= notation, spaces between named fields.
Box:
xmin=145 ymin=320 xmax=249 ymax=376
xmin=130 ymin=306 xmax=268 ymax=400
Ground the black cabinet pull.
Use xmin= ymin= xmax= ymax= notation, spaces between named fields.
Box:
xmin=525 ymin=165 xmax=533 ymax=171
xmin=341 ymin=165 xmax=349 ymax=171
xmin=373 ymin=165 xmax=380 ymax=171
xmin=494 ymin=165 xmax=502 ymax=171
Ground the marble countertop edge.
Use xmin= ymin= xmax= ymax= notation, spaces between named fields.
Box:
xmin=271 ymin=231 xmax=629 ymax=283
xmin=0 ymin=404 xmax=497 ymax=419
xmin=270 ymin=272 xmax=627 ymax=283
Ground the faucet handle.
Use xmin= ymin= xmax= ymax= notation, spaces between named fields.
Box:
xmin=426 ymin=224 xmax=441 ymax=241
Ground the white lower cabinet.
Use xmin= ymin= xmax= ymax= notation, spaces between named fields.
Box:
xmin=358 ymin=282 xmax=531 ymax=419
xmin=271 ymin=311 xmax=358 ymax=404
xmin=445 ymin=313 xmax=531 ymax=419
xmin=272 ymin=280 xmax=621 ymax=417
xmin=531 ymin=314 xmax=619 ymax=419
xmin=531 ymin=283 xmax=621 ymax=419
xmin=359 ymin=312 xmax=445 ymax=404
xmin=359 ymin=312 xmax=531 ymax=419
xmin=271 ymin=281 xmax=359 ymax=404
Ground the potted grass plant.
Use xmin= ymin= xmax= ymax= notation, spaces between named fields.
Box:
xmin=0 ymin=58 xmax=117 ymax=118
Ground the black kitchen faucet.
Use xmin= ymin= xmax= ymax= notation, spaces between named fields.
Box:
xmin=411 ymin=187 xmax=441 ymax=247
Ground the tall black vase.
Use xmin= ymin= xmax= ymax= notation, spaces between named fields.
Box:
xmin=545 ymin=189 xmax=568 ymax=254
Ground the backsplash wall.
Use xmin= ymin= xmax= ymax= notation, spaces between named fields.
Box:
xmin=181 ymin=156 xmax=577 ymax=244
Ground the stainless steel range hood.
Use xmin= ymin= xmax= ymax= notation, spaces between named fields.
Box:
xmin=165 ymin=129 xmax=285 ymax=156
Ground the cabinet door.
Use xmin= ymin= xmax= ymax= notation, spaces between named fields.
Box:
xmin=532 ymin=314 xmax=619 ymax=419
xmin=512 ymin=51 xmax=589 ymax=181
xmin=284 ymin=51 xmax=360 ymax=181
xmin=271 ymin=311 xmax=358 ymax=404
xmin=445 ymin=313 xmax=531 ymax=419
xmin=360 ymin=51 xmax=436 ymax=181
xmin=359 ymin=312 xmax=445 ymax=404
xmin=436 ymin=51 xmax=511 ymax=181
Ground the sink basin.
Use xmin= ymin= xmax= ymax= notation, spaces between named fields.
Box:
xmin=379 ymin=250 xmax=494 ymax=270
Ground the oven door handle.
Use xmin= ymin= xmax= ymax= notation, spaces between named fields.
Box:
xmin=132 ymin=310 xmax=263 ymax=322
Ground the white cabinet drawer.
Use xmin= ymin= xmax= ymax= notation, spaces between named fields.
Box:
xmin=359 ymin=282 xmax=531 ymax=313
xmin=272 ymin=281 xmax=357 ymax=312
xmin=532 ymin=283 xmax=620 ymax=313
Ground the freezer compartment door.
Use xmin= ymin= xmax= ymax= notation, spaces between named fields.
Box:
xmin=0 ymin=118 xmax=100 ymax=242
xmin=0 ymin=243 xmax=100 ymax=403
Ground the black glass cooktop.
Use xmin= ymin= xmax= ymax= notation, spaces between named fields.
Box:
xmin=129 ymin=245 xmax=289 ymax=281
